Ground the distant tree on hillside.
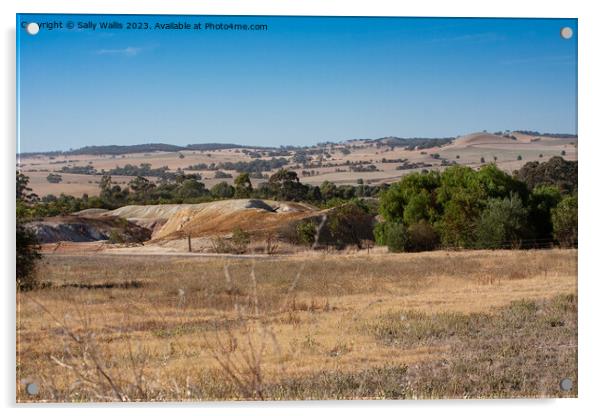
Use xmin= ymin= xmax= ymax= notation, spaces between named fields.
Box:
xmin=268 ymin=169 xmax=307 ymax=201
xmin=176 ymin=179 xmax=207 ymax=199
xmin=234 ymin=173 xmax=253 ymax=198
xmin=46 ymin=173 xmax=63 ymax=183
xmin=211 ymin=181 xmax=235 ymax=199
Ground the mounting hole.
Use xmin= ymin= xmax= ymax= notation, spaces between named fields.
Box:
xmin=25 ymin=382 xmax=39 ymax=395
xmin=26 ymin=22 xmax=40 ymax=36
xmin=559 ymin=378 xmax=573 ymax=391
xmin=560 ymin=27 xmax=573 ymax=40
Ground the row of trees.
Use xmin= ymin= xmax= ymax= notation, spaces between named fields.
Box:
xmin=24 ymin=169 xmax=384 ymax=218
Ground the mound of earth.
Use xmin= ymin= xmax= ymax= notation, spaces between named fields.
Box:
xmin=73 ymin=208 xmax=109 ymax=216
xmin=34 ymin=199 xmax=325 ymax=249
xmin=29 ymin=215 xmax=151 ymax=244
xmin=144 ymin=199 xmax=320 ymax=241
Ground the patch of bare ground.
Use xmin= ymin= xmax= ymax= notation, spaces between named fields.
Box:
xmin=16 ymin=249 xmax=576 ymax=401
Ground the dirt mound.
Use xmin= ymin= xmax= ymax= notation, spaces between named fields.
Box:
xmin=151 ymin=199 xmax=319 ymax=241
xmin=29 ymin=215 xmax=151 ymax=244
xmin=107 ymin=204 xmax=196 ymax=220
xmin=74 ymin=208 xmax=109 ymax=216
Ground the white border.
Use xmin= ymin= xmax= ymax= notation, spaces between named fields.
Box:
xmin=2 ymin=1 xmax=601 ymax=415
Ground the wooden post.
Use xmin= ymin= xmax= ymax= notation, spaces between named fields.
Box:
xmin=187 ymin=234 xmax=192 ymax=252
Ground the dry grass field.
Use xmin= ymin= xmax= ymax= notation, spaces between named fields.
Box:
xmin=16 ymin=249 xmax=577 ymax=401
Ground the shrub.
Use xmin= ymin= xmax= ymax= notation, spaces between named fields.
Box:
xmin=552 ymin=195 xmax=577 ymax=247
xmin=210 ymin=181 xmax=235 ymax=199
xmin=46 ymin=173 xmax=63 ymax=183
xmin=374 ymin=222 xmax=407 ymax=253
xmin=231 ymin=228 xmax=251 ymax=253
xmin=16 ymin=221 xmax=41 ymax=290
xmin=406 ymin=221 xmax=439 ymax=252
xmin=475 ymin=194 xmax=530 ymax=249
xmin=211 ymin=228 xmax=251 ymax=254
xmin=327 ymin=202 xmax=374 ymax=249
xmin=108 ymin=230 xmax=126 ymax=244
xmin=296 ymin=221 xmax=317 ymax=246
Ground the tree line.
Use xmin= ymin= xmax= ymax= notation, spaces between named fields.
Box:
xmin=375 ymin=157 xmax=577 ymax=251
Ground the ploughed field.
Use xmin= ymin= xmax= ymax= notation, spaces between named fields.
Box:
xmin=17 ymin=249 xmax=577 ymax=401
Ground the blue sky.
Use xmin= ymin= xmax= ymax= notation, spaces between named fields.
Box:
xmin=17 ymin=15 xmax=577 ymax=153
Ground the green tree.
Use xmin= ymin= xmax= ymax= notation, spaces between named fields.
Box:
xmin=234 ymin=173 xmax=253 ymax=198
xmin=99 ymin=175 xmax=129 ymax=208
xmin=128 ymin=176 xmax=156 ymax=202
xmin=268 ymin=169 xmax=307 ymax=201
xmin=528 ymin=185 xmax=562 ymax=241
xmin=436 ymin=166 xmax=483 ymax=247
xmin=476 ymin=194 xmax=530 ymax=249
xmin=551 ymin=194 xmax=577 ymax=247
xmin=46 ymin=173 xmax=63 ymax=183
xmin=515 ymin=157 xmax=577 ymax=193
xmin=406 ymin=221 xmax=440 ymax=252
xmin=176 ymin=179 xmax=207 ymax=199
xmin=327 ymin=202 xmax=374 ymax=249
xmin=379 ymin=171 xmax=441 ymax=225
xmin=320 ymin=181 xmax=337 ymax=200
xmin=210 ymin=181 xmax=235 ymax=199
xmin=374 ymin=222 xmax=407 ymax=253
xmin=16 ymin=172 xmax=41 ymax=290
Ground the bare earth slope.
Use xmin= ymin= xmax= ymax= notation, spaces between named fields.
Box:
xmin=150 ymin=199 xmax=319 ymax=241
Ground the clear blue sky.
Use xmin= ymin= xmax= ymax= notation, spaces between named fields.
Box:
xmin=17 ymin=14 xmax=577 ymax=153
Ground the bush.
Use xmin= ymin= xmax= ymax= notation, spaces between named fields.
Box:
xmin=406 ymin=221 xmax=439 ymax=252
xmin=374 ymin=222 xmax=407 ymax=253
xmin=108 ymin=230 xmax=126 ymax=244
xmin=211 ymin=228 xmax=251 ymax=254
xmin=46 ymin=173 xmax=63 ymax=183
xmin=327 ymin=202 xmax=374 ymax=249
xmin=296 ymin=221 xmax=317 ymax=246
xmin=16 ymin=221 xmax=41 ymax=290
xmin=475 ymin=194 xmax=530 ymax=249
xmin=552 ymin=195 xmax=577 ymax=247
xmin=210 ymin=181 xmax=235 ymax=199
xmin=231 ymin=228 xmax=251 ymax=253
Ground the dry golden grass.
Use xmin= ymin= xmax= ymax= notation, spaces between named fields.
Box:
xmin=16 ymin=249 xmax=577 ymax=401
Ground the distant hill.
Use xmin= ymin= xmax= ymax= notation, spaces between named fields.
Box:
xmin=514 ymin=130 xmax=577 ymax=139
xmin=19 ymin=142 xmax=256 ymax=157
